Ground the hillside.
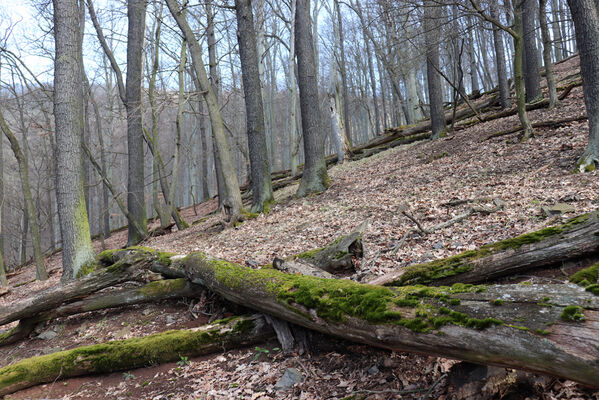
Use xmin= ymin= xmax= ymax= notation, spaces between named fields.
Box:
xmin=1 ymin=55 xmax=598 ymax=399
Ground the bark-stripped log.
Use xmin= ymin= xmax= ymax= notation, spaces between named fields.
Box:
xmin=0 ymin=315 xmax=273 ymax=396
xmin=369 ymin=212 xmax=599 ymax=287
xmin=185 ymin=253 xmax=599 ymax=387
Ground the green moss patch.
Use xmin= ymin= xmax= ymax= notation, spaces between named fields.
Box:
xmin=139 ymin=279 xmax=187 ymax=297
xmin=570 ymin=262 xmax=599 ymax=287
xmin=585 ymin=284 xmax=599 ymax=296
xmin=560 ymin=306 xmax=585 ymax=322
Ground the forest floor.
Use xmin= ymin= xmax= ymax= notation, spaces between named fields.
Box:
xmin=2 ymin=55 xmax=599 ymax=399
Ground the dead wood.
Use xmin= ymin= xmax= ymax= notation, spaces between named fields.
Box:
xmin=370 ymin=212 xmax=599 ymax=287
xmin=0 ymin=315 xmax=274 ymax=396
xmin=0 ymin=249 xmax=169 ymax=328
xmin=0 ymin=279 xmax=201 ymax=347
xmin=184 ymin=253 xmax=599 ymax=387
xmin=484 ymin=114 xmax=588 ymax=141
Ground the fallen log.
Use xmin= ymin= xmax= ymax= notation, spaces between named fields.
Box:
xmin=484 ymin=114 xmax=588 ymax=141
xmin=185 ymin=253 xmax=599 ymax=387
xmin=0 ymin=248 xmax=174 ymax=328
xmin=0 ymin=279 xmax=200 ymax=347
xmin=369 ymin=212 xmax=599 ymax=287
xmin=0 ymin=315 xmax=274 ymax=396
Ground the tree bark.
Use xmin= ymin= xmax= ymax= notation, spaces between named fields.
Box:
xmin=490 ymin=1 xmax=512 ymax=109
xmin=423 ymin=0 xmax=447 ymax=139
xmin=234 ymin=0 xmax=273 ymax=213
xmin=125 ymin=0 xmax=148 ymax=245
xmin=567 ymin=0 xmax=599 ymax=172
xmin=185 ymin=253 xmax=599 ymax=387
xmin=513 ymin=0 xmax=536 ymax=139
xmin=295 ymin=0 xmax=330 ymax=197
xmin=53 ymin=0 xmax=95 ymax=281
xmin=539 ymin=0 xmax=559 ymax=108
xmin=523 ymin=0 xmax=542 ymax=101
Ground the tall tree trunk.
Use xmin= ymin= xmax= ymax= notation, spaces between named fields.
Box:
xmin=467 ymin=16 xmax=480 ymax=94
xmin=513 ymin=0 xmax=536 ymax=140
xmin=550 ymin=0 xmax=564 ymax=60
xmin=523 ymin=0 xmax=542 ymax=101
xmin=206 ymin=0 xmax=226 ymax=210
xmin=53 ymin=0 xmax=95 ymax=281
xmin=235 ymin=0 xmax=273 ymax=213
xmin=125 ymin=0 xmax=148 ymax=245
xmin=423 ymin=0 xmax=446 ymax=138
xmin=567 ymin=0 xmax=599 ymax=171
xmin=166 ymin=0 xmax=243 ymax=224
xmin=490 ymin=0 xmax=512 ymax=109
xmin=295 ymin=0 xmax=330 ymax=197
xmin=540 ymin=0 xmax=559 ymax=108
xmin=334 ymin=0 xmax=352 ymax=146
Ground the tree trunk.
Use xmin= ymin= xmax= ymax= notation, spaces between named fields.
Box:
xmin=295 ymin=0 xmax=330 ymax=197
xmin=0 ymin=315 xmax=274 ymax=397
xmin=185 ymin=253 xmax=599 ymax=388
xmin=523 ymin=0 xmax=543 ymax=101
xmin=234 ymin=0 xmax=273 ymax=213
xmin=540 ymin=0 xmax=559 ymax=108
xmin=166 ymin=0 xmax=243 ymax=224
xmin=490 ymin=1 xmax=512 ymax=109
xmin=125 ymin=0 xmax=148 ymax=245
xmin=0 ymin=109 xmax=47 ymax=281
xmin=512 ymin=0 xmax=536 ymax=140
xmin=567 ymin=0 xmax=599 ymax=172
xmin=54 ymin=0 xmax=95 ymax=281
xmin=423 ymin=0 xmax=446 ymax=138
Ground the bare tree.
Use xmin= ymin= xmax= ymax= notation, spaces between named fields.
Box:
xmin=234 ymin=0 xmax=273 ymax=213
xmin=295 ymin=0 xmax=330 ymax=197
xmin=423 ymin=0 xmax=446 ymax=139
xmin=52 ymin=0 xmax=95 ymax=281
xmin=567 ymin=0 xmax=599 ymax=171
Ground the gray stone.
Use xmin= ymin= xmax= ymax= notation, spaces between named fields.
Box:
xmin=274 ymin=368 xmax=303 ymax=390
xmin=37 ymin=329 xmax=57 ymax=340
xmin=367 ymin=365 xmax=380 ymax=375
xmin=142 ymin=307 xmax=153 ymax=316
xmin=165 ymin=315 xmax=176 ymax=325
xmin=542 ymin=202 xmax=575 ymax=216
xmin=433 ymin=241 xmax=444 ymax=250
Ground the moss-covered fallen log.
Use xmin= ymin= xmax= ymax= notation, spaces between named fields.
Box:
xmin=0 ymin=248 xmax=174 ymax=328
xmin=0 ymin=315 xmax=273 ymax=396
xmin=369 ymin=212 xmax=599 ymax=287
xmin=0 ymin=279 xmax=200 ymax=347
xmin=184 ymin=253 xmax=599 ymax=387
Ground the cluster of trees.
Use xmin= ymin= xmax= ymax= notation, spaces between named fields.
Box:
xmin=0 ymin=0 xmax=597 ymax=285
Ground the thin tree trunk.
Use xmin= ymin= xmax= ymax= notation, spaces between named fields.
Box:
xmin=0 ymin=113 xmax=47 ymax=280
xmin=423 ymin=0 xmax=446 ymax=138
xmin=166 ymin=0 xmax=243 ymax=224
xmin=491 ymin=0 xmax=512 ymax=109
xmin=540 ymin=0 xmax=560 ymax=108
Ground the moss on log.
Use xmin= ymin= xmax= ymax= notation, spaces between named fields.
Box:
xmin=185 ymin=253 xmax=599 ymax=387
xmin=0 ymin=315 xmax=273 ymax=396
xmin=369 ymin=213 xmax=599 ymax=287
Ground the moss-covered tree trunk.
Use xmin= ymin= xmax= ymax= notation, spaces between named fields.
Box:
xmin=0 ymin=315 xmax=273 ymax=397
xmin=185 ymin=253 xmax=599 ymax=387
